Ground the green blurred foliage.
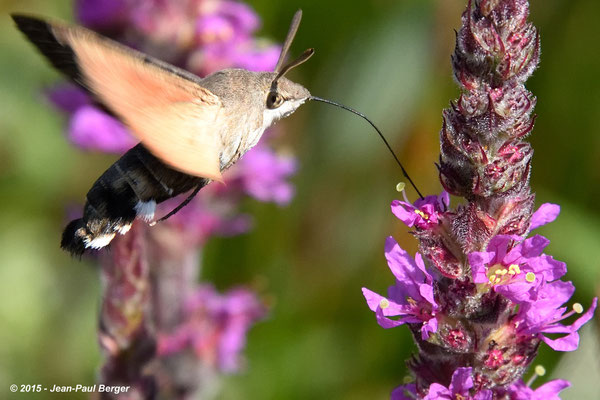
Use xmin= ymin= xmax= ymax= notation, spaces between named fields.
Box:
xmin=0 ymin=0 xmax=598 ymax=399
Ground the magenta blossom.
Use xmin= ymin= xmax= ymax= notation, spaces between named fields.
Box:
xmin=47 ymin=85 xmax=136 ymax=153
xmin=468 ymin=234 xmax=566 ymax=304
xmin=158 ymin=285 xmax=266 ymax=372
xmin=391 ymin=383 xmax=417 ymax=400
xmin=235 ymin=145 xmax=297 ymax=205
xmin=190 ymin=40 xmax=280 ymax=75
xmin=198 ymin=0 xmax=260 ymax=42
xmin=514 ymin=280 xmax=598 ymax=352
xmin=423 ymin=367 xmax=492 ymax=400
xmin=529 ymin=203 xmax=560 ymax=231
xmin=195 ymin=14 xmax=236 ymax=45
xmin=76 ymin=0 xmax=129 ymax=30
xmin=46 ymin=84 xmax=90 ymax=113
xmin=505 ymin=379 xmax=570 ymax=400
xmin=391 ymin=191 xmax=449 ymax=230
xmin=362 ymin=237 xmax=438 ymax=339
xmin=68 ymin=106 xmax=137 ymax=153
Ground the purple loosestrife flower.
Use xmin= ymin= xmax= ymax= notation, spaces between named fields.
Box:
xmin=157 ymin=285 xmax=266 ymax=373
xmin=47 ymin=84 xmax=137 ymax=153
xmin=196 ymin=0 xmax=259 ymax=42
xmin=362 ymin=237 xmax=438 ymax=340
xmin=468 ymin=233 xmax=566 ymax=303
xmin=235 ymin=145 xmax=298 ymax=206
xmin=69 ymin=106 xmax=137 ymax=153
xmin=363 ymin=1 xmax=597 ymax=398
xmin=391 ymin=383 xmax=418 ymax=400
xmin=46 ymin=84 xmax=90 ymax=113
xmin=423 ymin=368 xmax=492 ymax=400
xmin=514 ymin=281 xmax=597 ymax=351
xmin=76 ymin=0 xmax=129 ymax=31
xmin=392 ymin=191 xmax=450 ymax=230
xmin=529 ymin=203 xmax=560 ymax=231
xmin=505 ymin=379 xmax=571 ymax=400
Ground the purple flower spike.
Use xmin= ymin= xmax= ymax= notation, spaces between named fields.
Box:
xmin=506 ymin=379 xmax=571 ymax=400
xmin=364 ymin=0 xmax=596 ymax=395
xmin=468 ymin=234 xmax=566 ymax=303
xmin=423 ymin=367 xmax=492 ymax=400
xmin=515 ymin=280 xmax=598 ymax=351
xmin=391 ymin=191 xmax=449 ymax=230
xmin=237 ymin=145 xmax=297 ymax=205
xmin=69 ymin=106 xmax=137 ymax=153
xmin=362 ymin=237 xmax=438 ymax=339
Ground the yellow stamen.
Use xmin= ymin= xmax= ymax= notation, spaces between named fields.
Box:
xmin=525 ymin=272 xmax=535 ymax=283
xmin=535 ymin=365 xmax=546 ymax=376
xmin=527 ymin=364 xmax=546 ymax=387
xmin=379 ymin=299 xmax=390 ymax=309
xmin=396 ymin=182 xmax=406 ymax=192
xmin=573 ymin=303 xmax=583 ymax=314
xmin=487 ymin=263 xmax=528 ymax=286
xmin=414 ymin=209 xmax=428 ymax=220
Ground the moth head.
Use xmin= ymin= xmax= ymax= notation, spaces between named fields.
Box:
xmin=263 ymin=10 xmax=313 ymax=122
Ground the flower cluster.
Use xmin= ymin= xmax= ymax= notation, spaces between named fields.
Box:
xmin=363 ymin=0 xmax=596 ymax=398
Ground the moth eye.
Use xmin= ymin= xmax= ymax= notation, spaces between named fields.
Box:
xmin=266 ymin=92 xmax=284 ymax=109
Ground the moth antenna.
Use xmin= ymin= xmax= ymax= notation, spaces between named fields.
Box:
xmin=275 ymin=9 xmax=303 ymax=73
xmin=154 ymin=184 xmax=203 ymax=224
xmin=272 ymin=48 xmax=314 ymax=87
xmin=310 ymin=96 xmax=424 ymax=199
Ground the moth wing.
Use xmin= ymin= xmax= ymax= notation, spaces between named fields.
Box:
xmin=128 ymin=102 xmax=223 ymax=182
xmin=54 ymin=22 xmax=224 ymax=181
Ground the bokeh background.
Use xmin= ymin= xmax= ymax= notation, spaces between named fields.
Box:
xmin=1 ymin=0 xmax=599 ymax=399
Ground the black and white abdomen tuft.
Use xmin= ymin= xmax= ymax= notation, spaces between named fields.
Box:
xmin=61 ymin=144 xmax=206 ymax=256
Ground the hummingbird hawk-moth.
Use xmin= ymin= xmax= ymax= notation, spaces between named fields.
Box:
xmin=13 ymin=10 xmax=422 ymax=256
xmin=13 ymin=10 xmax=315 ymax=256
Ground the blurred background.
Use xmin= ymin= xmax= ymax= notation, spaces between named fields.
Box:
xmin=0 ymin=0 xmax=599 ymax=399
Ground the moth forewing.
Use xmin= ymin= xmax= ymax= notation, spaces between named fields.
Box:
xmin=55 ymin=22 xmax=225 ymax=181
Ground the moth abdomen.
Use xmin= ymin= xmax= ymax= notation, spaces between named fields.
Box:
xmin=61 ymin=144 xmax=207 ymax=256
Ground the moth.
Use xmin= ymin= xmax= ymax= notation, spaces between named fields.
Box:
xmin=13 ymin=10 xmax=315 ymax=255
xmin=13 ymin=10 xmax=422 ymax=256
